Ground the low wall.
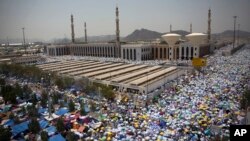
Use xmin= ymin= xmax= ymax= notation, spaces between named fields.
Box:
xmin=230 ymin=43 xmax=245 ymax=54
xmin=222 ymin=43 xmax=245 ymax=56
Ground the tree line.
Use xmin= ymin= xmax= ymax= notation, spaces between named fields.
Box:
xmin=0 ymin=63 xmax=116 ymax=101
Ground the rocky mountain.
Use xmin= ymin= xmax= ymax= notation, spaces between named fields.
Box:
xmin=123 ymin=28 xmax=190 ymax=41
xmin=214 ymin=30 xmax=250 ymax=38
xmin=124 ymin=28 xmax=162 ymax=41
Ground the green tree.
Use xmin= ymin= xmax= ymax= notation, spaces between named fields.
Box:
xmin=1 ymin=85 xmax=17 ymax=104
xmin=9 ymin=112 xmax=15 ymax=119
xmin=85 ymin=85 xmax=97 ymax=94
xmin=41 ymin=90 xmax=48 ymax=108
xmin=0 ymin=78 xmax=5 ymax=94
xmin=27 ymin=105 xmax=38 ymax=118
xmin=28 ymin=118 xmax=41 ymax=134
xmin=21 ymin=106 xmax=26 ymax=115
xmin=63 ymin=95 xmax=68 ymax=103
xmin=56 ymin=117 xmax=65 ymax=133
xmin=13 ymin=116 xmax=20 ymax=124
xmin=14 ymin=82 xmax=23 ymax=98
xmin=52 ymin=92 xmax=60 ymax=105
xmin=80 ymin=101 xmax=87 ymax=116
xmin=0 ymin=125 xmax=11 ymax=141
xmin=0 ymin=78 xmax=5 ymax=86
xmin=8 ymin=112 xmax=20 ymax=124
xmin=23 ymin=85 xmax=32 ymax=99
xmin=55 ymin=77 xmax=64 ymax=90
xmin=68 ymin=99 xmax=75 ymax=112
xmin=63 ymin=76 xmax=74 ymax=89
xmin=66 ymin=131 xmax=77 ymax=141
xmin=31 ymin=93 xmax=38 ymax=106
xmin=89 ymin=101 xmax=97 ymax=112
xmin=59 ymin=100 xmax=65 ymax=108
xmin=101 ymin=86 xmax=116 ymax=101
xmin=241 ymin=89 xmax=250 ymax=109
xmin=40 ymin=131 xmax=49 ymax=141
xmin=74 ymin=78 xmax=87 ymax=90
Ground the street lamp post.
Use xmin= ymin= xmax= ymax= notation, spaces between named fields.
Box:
xmin=98 ymin=87 xmax=102 ymax=101
xmin=146 ymin=70 xmax=148 ymax=97
xmin=22 ymin=27 xmax=26 ymax=54
xmin=47 ymin=73 xmax=52 ymax=118
xmin=48 ymin=89 xmax=52 ymax=118
xmin=238 ymin=24 xmax=240 ymax=46
xmin=164 ymin=64 xmax=167 ymax=89
xmin=233 ymin=16 xmax=237 ymax=48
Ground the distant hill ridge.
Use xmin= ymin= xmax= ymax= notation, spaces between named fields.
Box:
xmin=1 ymin=29 xmax=249 ymax=44
xmin=123 ymin=29 xmax=250 ymax=42
xmin=216 ymin=30 xmax=250 ymax=37
xmin=123 ymin=28 xmax=190 ymax=41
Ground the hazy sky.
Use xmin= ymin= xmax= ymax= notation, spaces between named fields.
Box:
xmin=0 ymin=0 xmax=249 ymax=41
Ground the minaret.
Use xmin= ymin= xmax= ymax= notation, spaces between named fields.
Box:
xmin=190 ymin=23 xmax=192 ymax=33
xmin=170 ymin=24 xmax=172 ymax=33
xmin=207 ymin=8 xmax=211 ymax=43
xmin=116 ymin=5 xmax=121 ymax=58
xmin=84 ymin=22 xmax=87 ymax=43
xmin=71 ymin=14 xmax=75 ymax=43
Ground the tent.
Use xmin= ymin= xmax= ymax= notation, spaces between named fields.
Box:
xmin=3 ymin=105 xmax=12 ymax=112
xmin=84 ymin=105 xmax=90 ymax=112
xmin=38 ymin=108 xmax=47 ymax=114
xmin=11 ymin=121 xmax=30 ymax=137
xmin=39 ymin=120 xmax=49 ymax=129
xmin=91 ymin=122 xmax=102 ymax=129
xmin=45 ymin=126 xmax=57 ymax=136
xmin=3 ymin=119 xmax=14 ymax=126
xmin=49 ymin=134 xmax=65 ymax=141
xmin=44 ymin=113 xmax=60 ymax=121
xmin=55 ymin=108 xmax=69 ymax=116
xmin=159 ymin=120 xmax=167 ymax=128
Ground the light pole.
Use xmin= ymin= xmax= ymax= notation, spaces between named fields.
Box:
xmin=47 ymin=73 xmax=52 ymax=118
xmin=238 ymin=24 xmax=240 ymax=46
xmin=48 ymin=89 xmax=52 ymax=118
xmin=146 ymin=70 xmax=149 ymax=103
xmin=233 ymin=16 xmax=237 ymax=48
xmin=98 ymin=87 xmax=101 ymax=101
xmin=22 ymin=27 xmax=26 ymax=54
xmin=164 ymin=64 xmax=167 ymax=89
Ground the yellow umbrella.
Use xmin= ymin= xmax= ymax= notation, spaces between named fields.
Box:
xmin=202 ymin=124 xmax=207 ymax=127
xmin=107 ymin=132 xmax=112 ymax=136
xmin=134 ymin=122 xmax=139 ymax=128
xmin=184 ymin=128 xmax=189 ymax=133
xmin=213 ymin=108 xmax=218 ymax=111
xmin=235 ymin=111 xmax=240 ymax=115
xmin=107 ymin=137 xmax=112 ymax=141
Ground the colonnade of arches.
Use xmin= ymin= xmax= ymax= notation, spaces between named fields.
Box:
xmin=152 ymin=46 xmax=196 ymax=60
